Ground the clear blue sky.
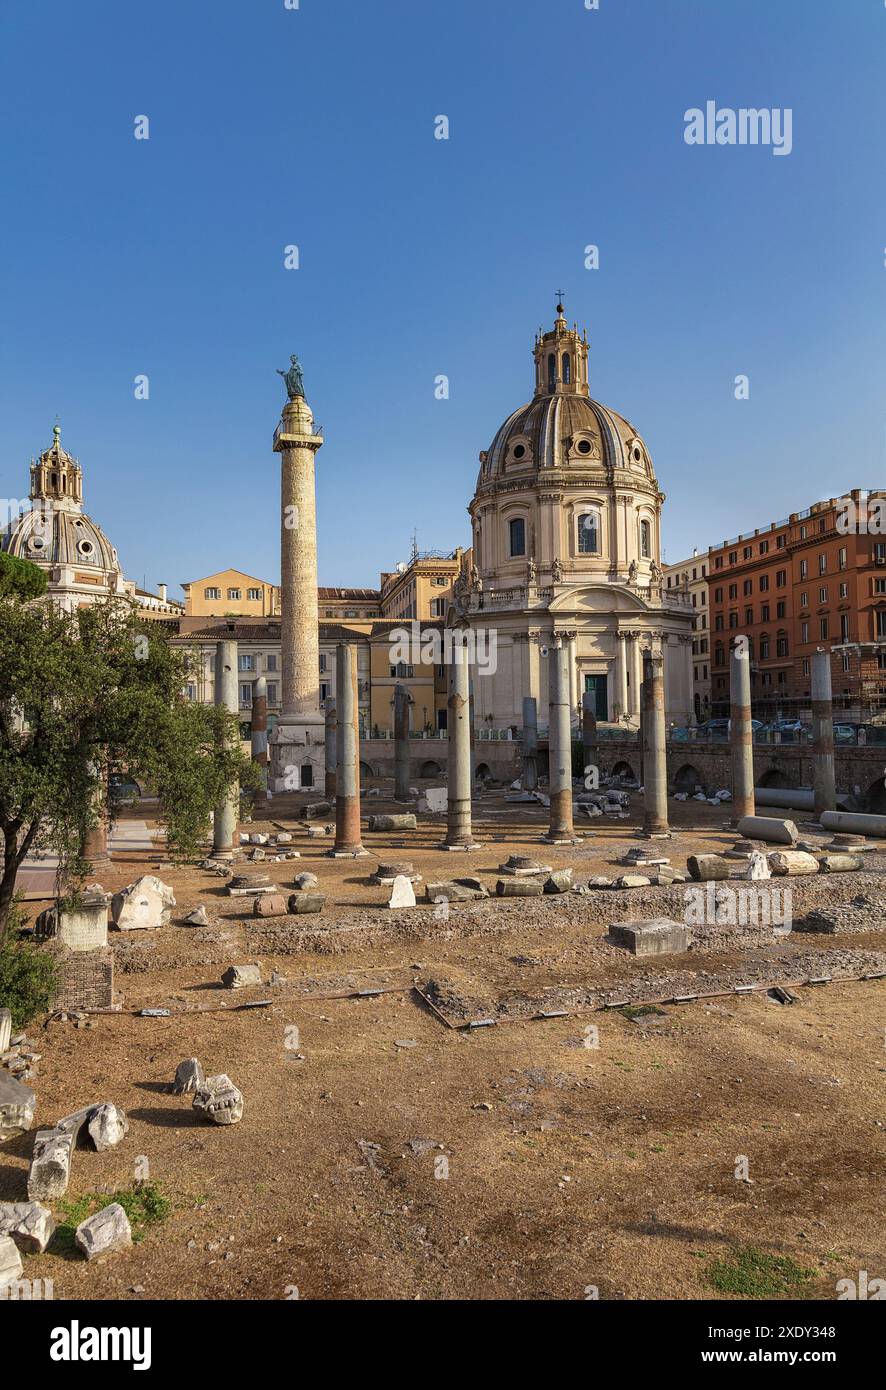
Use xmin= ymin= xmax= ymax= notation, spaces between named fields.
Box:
xmin=1 ymin=0 xmax=884 ymax=595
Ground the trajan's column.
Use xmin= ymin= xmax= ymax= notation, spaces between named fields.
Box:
xmin=269 ymin=354 xmax=326 ymax=792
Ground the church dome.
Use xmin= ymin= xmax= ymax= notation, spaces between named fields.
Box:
xmin=1 ymin=426 xmax=121 ymax=575
xmin=477 ymin=305 xmax=656 ymax=487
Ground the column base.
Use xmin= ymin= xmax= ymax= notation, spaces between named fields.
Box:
xmin=636 ymin=829 xmax=671 ymax=840
xmin=540 ymin=834 xmax=583 ymax=845
xmin=328 ymin=847 xmax=370 ymax=858
xmin=438 ymin=841 xmax=482 ymax=852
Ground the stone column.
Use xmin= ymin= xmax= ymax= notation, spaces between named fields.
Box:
xmin=251 ymin=676 xmax=269 ymax=813
xmin=811 ymin=650 xmax=836 ymax=816
xmin=629 ymin=635 xmax=643 ymax=720
xmin=212 ymin=639 xmax=239 ymax=859
xmin=567 ymin=633 xmax=578 ymax=727
xmin=441 ymin=630 xmax=479 ymax=849
xmin=729 ymin=645 xmax=755 ymax=822
xmin=332 ymin=645 xmax=366 ymax=856
xmin=582 ymin=691 xmax=598 ymax=773
xmin=393 ymin=684 xmax=411 ymax=801
xmin=270 ymin=388 xmax=325 ymax=791
xmin=614 ymin=634 xmax=628 ymax=720
xmin=81 ymin=758 xmax=111 ymax=870
xmin=683 ymin=635 xmax=695 ymax=725
xmin=522 ymin=695 xmax=538 ymax=791
xmin=544 ymin=639 xmax=577 ymax=843
xmin=641 ymin=650 xmax=669 ymax=836
xmin=324 ymin=698 xmax=337 ymax=802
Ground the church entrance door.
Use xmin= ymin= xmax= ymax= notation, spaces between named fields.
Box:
xmin=584 ymin=674 xmax=608 ymax=720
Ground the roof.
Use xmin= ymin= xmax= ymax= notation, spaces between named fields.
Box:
xmin=317 ymin=587 xmax=380 ymax=601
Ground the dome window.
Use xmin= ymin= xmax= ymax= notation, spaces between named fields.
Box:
xmin=562 ymin=353 xmax=571 ymax=384
xmin=547 ymin=354 xmax=556 ymax=392
xmin=28 ymin=535 xmax=45 ymax=552
xmin=509 ymin=517 xmax=526 ymax=557
xmin=78 ymin=539 xmax=95 ymax=557
xmin=512 ymin=444 xmax=526 ymax=460
xmin=639 ymin=519 xmax=652 ymax=559
xmin=578 ymin=512 xmax=600 ymax=554
xmin=576 ymin=439 xmax=592 ymax=455
xmin=631 ymin=442 xmax=643 ymax=465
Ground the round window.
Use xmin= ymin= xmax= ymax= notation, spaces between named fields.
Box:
xmin=29 ymin=536 xmax=45 ymax=551
xmin=631 ymin=444 xmax=643 ymax=463
xmin=577 ymin=439 xmax=592 ymax=455
xmin=512 ymin=444 xmax=526 ymax=459
xmin=78 ymin=539 xmax=94 ymax=556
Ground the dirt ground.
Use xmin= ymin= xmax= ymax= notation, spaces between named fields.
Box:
xmin=4 ymin=788 xmax=885 ymax=1301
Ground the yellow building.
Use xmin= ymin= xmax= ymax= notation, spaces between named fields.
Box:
xmin=379 ymin=549 xmax=465 ymax=621
xmin=180 ymin=569 xmax=278 ymax=622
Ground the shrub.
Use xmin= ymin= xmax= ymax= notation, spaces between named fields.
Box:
xmin=0 ymin=901 xmax=58 ymax=1029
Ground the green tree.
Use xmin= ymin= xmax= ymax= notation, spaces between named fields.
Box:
xmin=0 ymin=550 xmax=47 ymax=600
xmin=0 ymin=597 xmax=255 ymax=942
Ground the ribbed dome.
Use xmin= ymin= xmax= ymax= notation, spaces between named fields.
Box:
xmin=2 ymin=503 xmax=120 ymax=571
xmin=480 ymin=392 xmax=656 ymax=483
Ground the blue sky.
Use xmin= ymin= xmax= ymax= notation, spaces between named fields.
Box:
xmin=1 ymin=0 xmax=884 ymax=595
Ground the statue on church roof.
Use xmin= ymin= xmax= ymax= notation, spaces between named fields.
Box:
xmin=277 ymin=354 xmax=305 ymax=400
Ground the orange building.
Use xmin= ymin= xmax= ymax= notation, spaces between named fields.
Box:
xmin=708 ymin=491 xmax=886 ymax=721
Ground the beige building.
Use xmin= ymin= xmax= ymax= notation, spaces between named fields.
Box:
xmin=379 ymin=549 xmax=463 ymax=621
xmin=180 ymin=569 xmax=279 ymax=623
xmin=663 ymin=550 xmax=711 ymax=719
xmin=463 ymin=305 xmax=694 ymax=726
xmin=176 ymin=616 xmax=448 ymax=737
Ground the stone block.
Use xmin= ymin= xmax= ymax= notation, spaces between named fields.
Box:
xmin=367 ymin=814 xmax=417 ymax=831
xmin=610 ymin=919 xmax=690 ymax=956
xmin=816 ymin=853 xmax=862 ymax=873
xmin=768 ymin=850 xmax=820 ymax=877
xmin=0 ymin=1071 xmax=36 ymax=1141
xmin=286 ymin=893 xmax=326 ymax=914
xmin=58 ymin=896 xmax=109 ymax=951
xmin=172 ymin=1058 xmax=204 ymax=1094
xmin=87 ymin=1103 xmax=129 ymax=1152
xmin=0 ymin=1234 xmax=23 ymax=1290
xmin=543 ymin=869 xmax=574 ymax=894
xmin=425 ymin=881 xmax=485 ymax=903
xmin=193 ymin=1074 xmax=243 ymax=1125
xmin=111 ymin=875 xmax=176 ymax=930
xmin=495 ymin=878 xmax=544 ymax=897
xmin=417 ymin=788 xmax=447 ymax=814
xmin=0 ymin=1200 xmax=55 ymax=1254
xmin=737 ymin=816 xmax=798 ymax=846
xmin=687 ymin=854 xmax=731 ymax=882
xmin=252 ymin=894 xmax=288 ymax=917
xmin=222 ymin=963 xmax=263 ymax=988
xmin=75 ymin=1202 xmax=132 ymax=1261
xmin=613 ymin=874 xmax=652 ymax=888
xmin=387 ymin=875 xmax=416 ymax=908
xmin=293 ymin=872 xmax=319 ymax=890
xmin=184 ymin=905 xmax=209 ymax=926
xmin=0 ymin=1009 xmax=10 ymax=1054
xmin=27 ymin=1128 xmax=74 ymax=1201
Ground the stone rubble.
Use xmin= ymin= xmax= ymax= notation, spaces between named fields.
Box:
xmin=111 ymin=875 xmax=176 ymax=930
xmin=75 ymin=1202 xmax=132 ymax=1260
xmin=0 ymin=1200 xmax=55 ymax=1254
xmin=192 ymin=1074 xmax=243 ymax=1125
xmin=172 ymin=1058 xmax=204 ymax=1094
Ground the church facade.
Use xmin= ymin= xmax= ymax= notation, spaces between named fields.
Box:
xmin=462 ymin=307 xmax=694 ymax=728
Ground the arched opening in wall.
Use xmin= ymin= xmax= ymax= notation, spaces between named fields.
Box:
xmin=358 ymin=761 xmax=374 ymax=781
xmin=758 ymin=766 xmax=794 ymax=789
xmin=420 ymin=759 xmax=442 ymax=777
xmin=611 ymin=760 xmax=636 ymax=783
xmin=562 ymin=353 xmax=571 ymax=384
xmin=301 ymin=763 xmax=314 ymax=788
xmin=863 ymin=777 xmax=886 ymax=814
xmin=547 ymin=354 xmax=556 ymax=391
xmin=673 ymin=763 xmax=702 ymax=793
xmin=639 ymin=519 xmax=651 ymax=559
xmin=474 ymin=762 xmax=492 ymax=783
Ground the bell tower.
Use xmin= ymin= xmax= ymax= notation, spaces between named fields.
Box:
xmin=532 ymin=296 xmax=589 ymax=398
xmin=30 ymin=424 xmax=83 ymax=510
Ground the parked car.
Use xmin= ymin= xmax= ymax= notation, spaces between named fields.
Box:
xmin=109 ymin=773 xmax=142 ymax=803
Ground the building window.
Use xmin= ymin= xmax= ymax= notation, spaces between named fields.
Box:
xmin=744 ymin=607 xmax=753 ymax=625
xmin=820 ymin=618 xmax=829 ymax=640
xmin=877 ymin=610 xmax=886 ymax=639
xmin=776 ymin=534 xmax=786 ymax=548
xmin=776 ymin=634 xmax=788 ymax=657
xmin=759 ymin=574 xmax=769 ymax=591
xmin=759 ymin=539 xmax=769 ymax=554
xmin=801 ymin=622 xmax=809 ymax=643
xmin=802 ymin=658 xmax=810 ymax=676
xmin=776 ymin=601 xmax=786 ymax=619
xmin=760 ymin=638 xmax=770 ymax=659
xmin=640 ymin=519 xmax=651 ymax=558
xmin=728 ymin=612 xmax=738 ymax=628
xmin=819 ymin=586 xmax=828 ymax=603
xmin=186 ymin=684 xmax=196 ymax=701
xmin=430 ymin=597 xmax=446 ymax=616
xmin=761 ymin=603 xmax=770 ymax=621
xmin=743 ymin=579 xmax=752 ymax=595
xmin=800 ymin=592 xmax=808 ymax=608
xmin=247 ymin=587 xmax=261 ymax=601
xmin=509 ymin=517 xmax=526 ymax=557
xmin=390 ymin=662 xmax=414 ymax=678
xmin=728 ymin=551 xmax=737 ymax=565
xmin=842 ymin=653 xmax=851 ymax=672
xmin=267 ymin=683 xmax=278 ymax=704
xmin=818 ymin=554 xmax=827 ymax=575
xmin=318 ymin=682 xmax=328 ymax=703
xmin=838 ymin=548 xmax=847 ymax=570
xmin=714 ymin=587 xmax=723 ymax=603
xmin=799 ymin=560 xmax=808 ymax=580
xmin=266 ymin=654 xmax=277 ymax=671
xmin=776 ymin=570 xmax=786 ymax=588
xmin=578 ymin=512 xmax=599 ymax=553
xmin=840 ymin=614 xmax=850 ymax=641
xmin=562 ymin=352 xmax=571 ymax=384
xmin=228 ymin=588 xmax=241 ymax=600
xmin=840 ymin=582 xmax=849 ymax=598
xmin=238 ymin=654 xmax=254 ymax=671
xmin=204 ymin=587 xmax=221 ymax=600
xmin=743 ymin=546 xmax=752 ymax=559
xmin=715 ymin=614 xmax=724 ymax=631
xmin=240 ymin=683 xmax=252 ymax=705
xmin=729 ymin=584 xmax=737 ymax=600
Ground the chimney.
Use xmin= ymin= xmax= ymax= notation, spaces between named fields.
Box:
xmin=157 ymin=582 xmax=168 ymax=603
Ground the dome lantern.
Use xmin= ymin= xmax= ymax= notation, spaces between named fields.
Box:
xmin=532 ymin=295 xmax=589 ymax=398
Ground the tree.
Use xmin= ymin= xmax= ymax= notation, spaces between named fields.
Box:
xmin=0 ymin=596 xmax=255 ymax=942
xmin=0 ymin=551 xmax=47 ymax=600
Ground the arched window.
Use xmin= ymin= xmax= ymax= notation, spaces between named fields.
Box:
xmin=547 ymin=354 xmax=556 ymax=391
xmin=562 ymin=353 xmax=571 ymax=384
xmin=577 ymin=511 xmax=599 ymax=554
xmin=640 ymin=519 xmax=651 ymax=558
xmin=509 ymin=517 xmax=526 ymax=557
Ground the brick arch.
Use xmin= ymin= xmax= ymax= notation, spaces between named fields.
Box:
xmin=673 ymin=763 xmax=703 ymax=793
